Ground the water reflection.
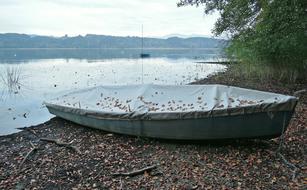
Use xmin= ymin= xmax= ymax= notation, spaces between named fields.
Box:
xmin=0 ymin=48 xmax=223 ymax=62
xmin=0 ymin=49 xmax=226 ymax=135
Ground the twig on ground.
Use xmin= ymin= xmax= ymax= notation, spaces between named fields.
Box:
xmin=191 ymin=185 xmax=199 ymax=190
xmin=119 ymin=177 xmax=123 ymax=190
xmin=277 ymin=153 xmax=299 ymax=181
xmin=19 ymin=142 xmax=38 ymax=170
xmin=16 ymin=127 xmax=38 ymax=137
xmin=39 ymin=138 xmax=81 ymax=154
xmin=92 ymin=168 xmax=104 ymax=181
xmin=112 ymin=165 xmax=157 ymax=177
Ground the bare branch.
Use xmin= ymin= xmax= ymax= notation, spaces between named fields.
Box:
xmin=40 ymin=138 xmax=81 ymax=154
xmin=19 ymin=142 xmax=38 ymax=170
xmin=112 ymin=165 xmax=157 ymax=177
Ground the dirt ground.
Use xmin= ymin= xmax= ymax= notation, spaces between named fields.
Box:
xmin=0 ymin=65 xmax=306 ymax=189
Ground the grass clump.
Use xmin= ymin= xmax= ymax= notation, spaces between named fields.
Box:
xmin=0 ymin=66 xmax=24 ymax=94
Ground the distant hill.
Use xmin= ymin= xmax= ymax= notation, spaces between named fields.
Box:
xmin=0 ymin=33 xmax=227 ymax=49
xmin=160 ymin=33 xmax=212 ymax=39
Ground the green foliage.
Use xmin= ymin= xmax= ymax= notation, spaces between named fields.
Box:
xmin=178 ymin=0 xmax=307 ymax=74
xmin=226 ymin=62 xmax=302 ymax=84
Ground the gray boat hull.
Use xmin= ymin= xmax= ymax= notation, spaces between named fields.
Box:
xmin=47 ymin=106 xmax=293 ymax=140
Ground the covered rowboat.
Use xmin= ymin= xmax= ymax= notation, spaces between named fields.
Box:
xmin=45 ymin=84 xmax=297 ymax=140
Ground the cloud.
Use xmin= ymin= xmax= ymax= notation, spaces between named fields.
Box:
xmin=0 ymin=0 xmax=218 ymax=37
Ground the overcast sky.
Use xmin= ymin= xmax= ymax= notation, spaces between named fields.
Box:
xmin=0 ymin=0 xmax=219 ymax=37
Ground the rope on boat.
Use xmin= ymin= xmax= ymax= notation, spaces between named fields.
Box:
xmin=276 ymin=111 xmax=298 ymax=180
xmin=276 ymin=89 xmax=307 ymax=180
xmin=278 ymin=88 xmax=306 ymax=151
xmin=277 ymin=112 xmax=287 ymax=152
xmin=293 ymin=89 xmax=306 ymax=97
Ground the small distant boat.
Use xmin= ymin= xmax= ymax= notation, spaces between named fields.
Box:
xmin=45 ymin=84 xmax=297 ymax=140
xmin=140 ymin=53 xmax=150 ymax=58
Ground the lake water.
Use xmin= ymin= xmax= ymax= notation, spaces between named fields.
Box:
xmin=0 ymin=49 xmax=226 ymax=135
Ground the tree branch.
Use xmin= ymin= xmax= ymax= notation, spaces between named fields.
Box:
xmin=277 ymin=153 xmax=299 ymax=181
xmin=112 ymin=165 xmax=157 ymax=177
xmin=19 ymin=142 xmax=38 ymax=170
xmin=39 ymin=138 xmax=81 ymax=154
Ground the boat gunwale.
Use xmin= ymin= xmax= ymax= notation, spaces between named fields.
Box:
xmin=45 ymin=98 xmax=298 ymax=121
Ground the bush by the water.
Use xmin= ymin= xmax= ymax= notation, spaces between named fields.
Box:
xmin=178 ymin=0 xmax=307 ymax=80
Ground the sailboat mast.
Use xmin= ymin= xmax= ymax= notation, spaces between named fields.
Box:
xmin=140 ymin=24 xmax=149 ymax=58
xmin=141 ymin=24 xmax=144 ymax=84
xmin=141 ymin=24 xmax=143 ymax=54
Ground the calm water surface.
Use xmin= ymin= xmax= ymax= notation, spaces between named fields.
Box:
xmin=0 ymin=49 xmax=226 ymax=135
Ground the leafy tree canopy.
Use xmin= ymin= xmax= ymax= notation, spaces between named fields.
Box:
xmin=178 ymin=0 xmax=307 ymax=70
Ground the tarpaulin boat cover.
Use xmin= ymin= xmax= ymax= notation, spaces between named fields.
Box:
xmin=45 ymin=84 xmax=297 ymax=120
